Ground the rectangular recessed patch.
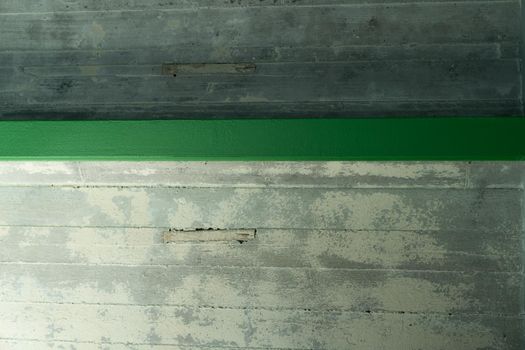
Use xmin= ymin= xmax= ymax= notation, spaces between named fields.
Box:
xmin=161 ymin=63 xmax=256 ymax=76
xmin=163 ymin=229 xmax=256 ymax=243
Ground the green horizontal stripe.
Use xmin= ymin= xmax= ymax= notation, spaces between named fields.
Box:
xmin=0 ymin=118 xmax=523 ymax=160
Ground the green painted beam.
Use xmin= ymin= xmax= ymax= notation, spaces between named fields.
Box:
xmin=0 ymin=118 xmax=523 ymax=160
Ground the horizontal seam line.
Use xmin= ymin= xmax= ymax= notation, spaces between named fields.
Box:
xmin=1 ymin=99 xmax=521 ymax=106
xmin=0 ymin=184 xmax=520 ymax=190
xmin=4 ymin=58 xmax=521 ymax=68
xmin=0 ymin=42 xmax=518 ymax=53
xmin=0 ymin=337 xmax=301 ymax=350
xmin=0 ymin=0 xmax=518 ymax=16
xmin=0 ymin=300 xmax=523 ymax=318
xmin=0 ymin=261 xmax=521 ymax=274
xmin=0 ymin=224 xmax=518 ymax=233
xmin=0 ymin=185 xmax=521 ymax=190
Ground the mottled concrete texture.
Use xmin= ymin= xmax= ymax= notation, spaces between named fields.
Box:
xmin=0 ymin=161 xmax=523 ymax=349
xmin=0 ymin=1 xmax=522 ymax=118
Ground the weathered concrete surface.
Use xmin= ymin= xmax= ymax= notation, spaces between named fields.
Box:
xmin=0 ymin=161 xmax=521 ymax=188
xmin=522 ymin=0 xmax=525 ymax=114
xmin=1 ymin=302 xmax=523 ymax=349
xmin=0 ymin=1 xmax=522 ymax=118
xmin=0 ymin=187 xmax=520 ymax=231
xmin=0 ymin=227 xmax=521 ymax=272
xmin=0 ymin=162 xmax=523 ymax=349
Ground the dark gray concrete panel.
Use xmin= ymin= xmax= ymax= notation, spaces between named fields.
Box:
xmin=0 ymin=1 xmax=521 ymax=118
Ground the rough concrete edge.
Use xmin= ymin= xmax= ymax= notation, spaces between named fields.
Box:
xmin=468 ymin=162 xmax=525 ymax=189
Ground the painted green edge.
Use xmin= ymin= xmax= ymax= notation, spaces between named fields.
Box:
xmin=0 ymin=118 xmax=523 ymax=160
